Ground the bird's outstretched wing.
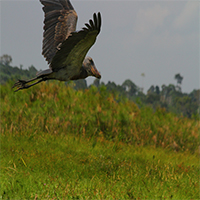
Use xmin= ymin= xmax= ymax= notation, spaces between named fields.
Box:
xmin=50 ymin=12 xmax=101 ymax=73
xmin=40 ymin=0 xmax=78 ymax=64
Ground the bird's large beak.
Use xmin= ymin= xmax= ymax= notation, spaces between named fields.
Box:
xmin=91 ymin=67 xmax=101 ymax=79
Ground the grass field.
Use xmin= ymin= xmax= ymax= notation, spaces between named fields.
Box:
xmin=0 ymin=81 xmax=199 ymax=199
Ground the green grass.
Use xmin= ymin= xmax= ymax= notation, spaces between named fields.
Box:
xmin=1 ymin=132 xmax=199 ymax=199
xmin=0 ymin=81 xmax=199 ymax=199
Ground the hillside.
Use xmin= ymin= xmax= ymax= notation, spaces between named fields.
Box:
xmin=0 ymin=82 xmax=199 ymax=199
xmin=1 ymin=81 xmax=199 ymax=152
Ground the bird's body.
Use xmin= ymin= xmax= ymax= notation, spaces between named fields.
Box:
xmin=13 ymin=0 xmax=102 ymax=91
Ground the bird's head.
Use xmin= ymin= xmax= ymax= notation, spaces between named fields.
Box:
xmin=83 ymin=57 xmax=101 ymax=79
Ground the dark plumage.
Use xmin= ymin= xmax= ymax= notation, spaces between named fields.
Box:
xmin=13 ymin=0 xmax=102 ymax=92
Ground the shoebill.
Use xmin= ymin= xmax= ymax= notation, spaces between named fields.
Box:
xmin=13 ymin=0 xmax=102 ymax=92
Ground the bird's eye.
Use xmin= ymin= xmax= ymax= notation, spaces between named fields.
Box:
xmin=90 ymin=59 xmax=94 ymax=65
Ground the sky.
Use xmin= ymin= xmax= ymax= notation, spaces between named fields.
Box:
xmin=0 ymin=0 xmax=199 ymax=93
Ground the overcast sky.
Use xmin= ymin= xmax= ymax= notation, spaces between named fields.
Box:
xmin=1 ymin=0 xmax=199 ymax=93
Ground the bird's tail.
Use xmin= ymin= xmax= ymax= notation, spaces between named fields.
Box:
xmin=12 ymin=69 xmax=53 ymax=92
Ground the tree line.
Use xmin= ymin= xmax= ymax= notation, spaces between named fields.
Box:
xmin=0 ymin=54 xmax=199 ymax=119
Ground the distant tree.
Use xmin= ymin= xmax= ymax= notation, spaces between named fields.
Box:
xmin=141 ymin=73 xmax=145 ymax=92
xmin=155 ymin=86 xmax=160 ymax=94
xmin=106 ymin=81 xmax=117 ymax=91
xmin=160 ymin=84 xmax=176 ymax=105
xmin=174 ymin=73 xmax=183 ymax=92
xmin=147 ymin=85 xmax=154 ymax=95
xmin=147 ymin=85 xmax=160 ymax=95
xmin=93 ymin=78 xmax=100 ymax=87
xmin=100 ymin=81 xmax=105 ymax=86
xmin=0 ymin=54 xmax=12 ymax=66
xmin=146 ymin=85 xmax=160 ymax=107
xmin=146 ymin=93 xmax=160 ymax=105
xmin=28 ymin=65 xmax=38 ymax=77
xmin=189 ymin=89 xmax=200 ymax=105
xmin=174 ymin=73 xmax=183 ymax=84
xmin=189 ymin=89 xmax=200 ymax=117
xmin=122 ymin=79 xmax=138 ymax=96
xmin=73 ymin=79 xmax=87 ymax=90
xmin=174 ymin=96 xmax=195 ymax=118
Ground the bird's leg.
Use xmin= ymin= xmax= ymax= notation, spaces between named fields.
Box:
xmin=12 ymin=77 xmax=39 ymax=88
xmin=12 ymin=77 xmax=44 ymax=92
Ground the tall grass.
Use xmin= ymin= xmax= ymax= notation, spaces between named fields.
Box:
xmin=1 ymin=81 xmax=199 ymax=152
xmin=0 ymin=81 xmax=199 ymax=199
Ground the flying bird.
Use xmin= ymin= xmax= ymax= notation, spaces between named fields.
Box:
xmin=13 ymin=0 xmax=102 ymax=92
